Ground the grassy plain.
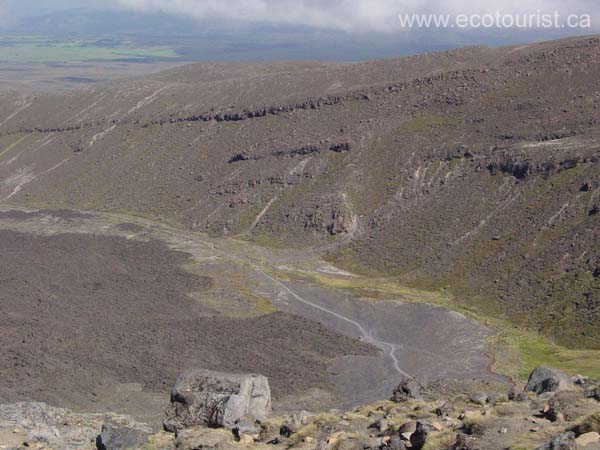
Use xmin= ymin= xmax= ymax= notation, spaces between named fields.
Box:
xmin=0 ymin=35 xmax=178 ymax=63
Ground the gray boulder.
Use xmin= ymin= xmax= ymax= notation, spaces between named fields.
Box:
xmin=391 ymin=380 xmax=422 ymax=402
xmin=525 ymin=367 xmax=572 ymax=395
xmin=96 ymin=424 xmax=150 ymax=450
xmin=164 ymin=369 xmax=271 ymax=433
xmin=535 ymin=432 xmax=577 ymax=450
xmin=469 ymin=393 xmax=488 ymax=406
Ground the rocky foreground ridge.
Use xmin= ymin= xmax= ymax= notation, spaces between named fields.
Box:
xmin=1 ymin=367 xmax=599 ymax=450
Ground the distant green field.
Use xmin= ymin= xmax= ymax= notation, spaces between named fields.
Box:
xmin=0 ymin=35 xmax=179 ymax=63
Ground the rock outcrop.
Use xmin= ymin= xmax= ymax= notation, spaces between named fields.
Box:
xmin=163 ymin=369 xmax=271 ymax=433
xmin=0 ymin=367 xmax=598 ymax=450
xmin=0 ymin=402 xmax=151 ymax=450
xmin=391 ymin=380 xmax=422 ymax=402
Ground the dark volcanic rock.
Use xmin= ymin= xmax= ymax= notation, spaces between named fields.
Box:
xmin=279 ymin=424 xmax=294 ymax=438
xmin=329 ymin=143 xmax=351 ymax=153
xmin=541 ymin=403 xmax=565 ymax=423
xmin=272 ymin=145 xmax=321 ymax=158
xmin=229 ymin=152 xmax=257 ymax=163
xmin=499 ymin=159 xmax=531 ymax=179
xmin=410 ymin=421 xmax=436 ymax=450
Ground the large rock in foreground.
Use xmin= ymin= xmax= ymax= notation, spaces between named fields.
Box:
xmin=525 ymin=367 xmax=572 ymax=395
xmin=164 ymin=369 xmax=271 ymax=432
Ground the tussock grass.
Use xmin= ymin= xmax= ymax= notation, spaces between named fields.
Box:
xmin=288 ymin=423 xmax=318 ymax=445
xmin=352 ymin=400 xmax=397 ymax=418
xmin=422 ymin=429 xmax=458 ymax=450
xmin=313 ymin=412 xmax=341 ymax=426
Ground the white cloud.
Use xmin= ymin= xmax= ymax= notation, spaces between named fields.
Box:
xmin=103 ymin=0 xmax=599 ymax=32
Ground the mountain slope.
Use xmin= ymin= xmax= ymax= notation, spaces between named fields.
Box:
xmin=0 ymin=36 xmax=598 ymax=347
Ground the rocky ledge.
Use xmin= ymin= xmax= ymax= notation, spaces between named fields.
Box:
xmin=1 ymin=367 xmax=599 ymax=450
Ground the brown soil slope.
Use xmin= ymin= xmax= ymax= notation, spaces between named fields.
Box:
xmin=0 ymin=36 xmax=598 ymax=347
xmin=0 ymin=229 xmax=372 ymax=411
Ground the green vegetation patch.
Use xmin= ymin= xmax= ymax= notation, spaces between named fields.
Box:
xmin=494 ymin=329 xmax=600 ymax=381
xmin=0 ymin=35 xmax=178 ymax=63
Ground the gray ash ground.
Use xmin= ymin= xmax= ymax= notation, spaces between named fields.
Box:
xmin=116 ymin=222 xmax=148 ymax=233
xmin=0 ymin=209 xmax=92 ymax=221
xmin=268 ymin=281 xmax=504 ymax=409
xmin=0 ymin=229 xmax=373 ymax=416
